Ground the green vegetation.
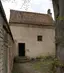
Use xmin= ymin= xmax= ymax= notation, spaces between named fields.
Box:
xmin=32 ymin=59 xmax=53 ymax=73
xmin=31 ymin=55 xmax=64 ymax=73
xmin=31 ymin=55 xmax=54 ymax=73
xmin=51 ymin=58 xmax=64 ymax=73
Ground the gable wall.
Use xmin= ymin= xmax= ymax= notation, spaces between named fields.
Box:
xmin=10 ymin=23 xmax=55 ymax=58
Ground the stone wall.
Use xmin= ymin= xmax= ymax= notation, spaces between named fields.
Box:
xmin=0 ymin=1 xmax=15 ymax=73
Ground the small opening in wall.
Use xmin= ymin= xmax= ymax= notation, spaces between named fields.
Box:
xmin=37 ymin=35 xmax=42 ymax=41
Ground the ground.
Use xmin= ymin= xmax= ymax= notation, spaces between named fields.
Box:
xmin=12 ymin=58 xmax=54 ymax=73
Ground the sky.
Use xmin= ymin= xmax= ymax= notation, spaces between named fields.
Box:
xmin=1 ymin=0 xmax=54 ymax=21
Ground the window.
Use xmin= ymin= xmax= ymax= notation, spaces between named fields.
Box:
xmin=37 ymin=35 xmax=42 ymax=41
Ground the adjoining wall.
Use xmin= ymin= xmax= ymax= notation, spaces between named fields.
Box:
xmin=8 ymin=34 xmax=16 ymax=73
xmin=0 ymin=1 xmax=15 ymax=73
xmin=10 ymin=24 xmax=55 ymax=58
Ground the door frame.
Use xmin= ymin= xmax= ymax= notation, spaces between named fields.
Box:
xmin=18 ymin=43 xmax=25 ymax=56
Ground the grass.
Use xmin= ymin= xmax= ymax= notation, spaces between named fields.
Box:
xmin=31 ymin=58 xmax=54 ymax=73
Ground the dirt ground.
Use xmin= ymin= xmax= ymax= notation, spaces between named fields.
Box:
xmin=12 ymin=62 xmax=41 ymax=73
xmin=12 ymin=59 xmax=53 ymax=73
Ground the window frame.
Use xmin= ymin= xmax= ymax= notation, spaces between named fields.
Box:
xmin=37 ymin=35 xmax=42 ymax=41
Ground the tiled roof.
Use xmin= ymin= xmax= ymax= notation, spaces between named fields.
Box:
xmin=9 ymin=10 xmax=53 ymax=26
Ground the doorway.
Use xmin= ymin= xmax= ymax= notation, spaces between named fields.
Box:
xmin=18 ymin=43 xmax=25 ymax=56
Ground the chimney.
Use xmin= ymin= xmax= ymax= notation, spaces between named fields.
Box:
xmin=47 ymin=9 xmax=52 ymax=16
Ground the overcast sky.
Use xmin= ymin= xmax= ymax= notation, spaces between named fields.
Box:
xmin=1 ymin=0 xmax=54 ymax=21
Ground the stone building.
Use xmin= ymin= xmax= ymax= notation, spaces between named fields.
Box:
xmin=9 ymin=10 xmax=55 ymax=58
xmin=0 ymin=1 xmax=15 ymax=73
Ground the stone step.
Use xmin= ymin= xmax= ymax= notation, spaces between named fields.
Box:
xmin=14 ymin=59 xmax=30 ymax=63
xmin=15 ymin=56 xmax=28 ymax=60
xmin=14 ymin=56 xmax=30 ymax=63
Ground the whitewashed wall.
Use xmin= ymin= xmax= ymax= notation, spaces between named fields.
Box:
xmin=10 ymin=24 xmax=55 ymax=58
